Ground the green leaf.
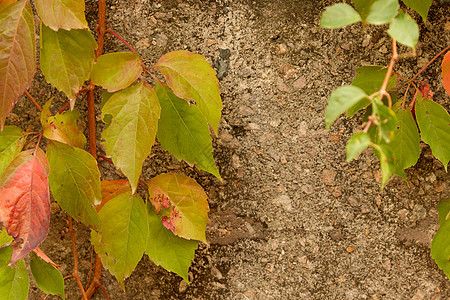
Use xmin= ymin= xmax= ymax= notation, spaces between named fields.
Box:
xmin=153 ymin=50 xmax=222 ymax=134
xmin=415 ymin=94 xmax=450 ymax=171
xmin=41 ymin=99 xmax=86 ymax=148
xmin=40 ymin=24 xmax=96 ymax=108
xmin=146 ymin=173 xmax=209 ymax=243
xmin=325 ymin=86 xmax=368 ymax=129
xmin=155 ymin=83 xmax=221 ymax=179
xmin=373 ymin=100 xmax=397 ymax=143
xmin=0 ymin=126 xmax=25 ymax=176
xmin=348 ymin=66 xmax=397 ymax=117
xmin=387 ymin=12 xmax=419 ymax=49
xmin=346 ymin=132 xmax=371 ymax=162
xmin=390 ymin=107 xmax=419 ymax=171
xmin=0 ymin=230 xmax=13 ymax=248
xmin=431 ymin=215 xmax=450 ymax=279
xmin=372 ymin=144 xmax=395 ymax=188
xmin=101 ymin=82 xmax=160 ymax=193
xmin=366 ymin=0 xmax=399 ymax=25
xmin=0 ymin=245 xmax=13 ymax=267
xmin=0 ymin=259 xmax=29 ymax=300
xmin=401 ymin=0 xmax=432 ymax=22
xmin=0 ymin=1 xmax=36 ymax=130
xmin=91 ymin=192 xmax=148 ymax=288
xmin=351 ymin=0 xmax=376 ymax=20
xmin=320 ymin=3 xmax=361 ymax=28
xmin=146 ymin=204 xmax=197 ymax=282
xmin=30 ymin=252 xmax=65 ymax=299
xmin=437 ymin=199 xmax=450 ymax=227
xmin=47 ymin=141 xmax=101 ymax=229
xmin=91 ymin=52 xmax=143 ymax=92
xmin=35 ymin=0 xmax=88 ymax=31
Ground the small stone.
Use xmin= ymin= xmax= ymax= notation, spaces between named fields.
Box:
xmin=277 ymin=81 xmax=292 ymax=93
xmin=280 ymin=155 xmax=287 ymax=164
xmin=301 ymin=184 xmax=313 ymax=195
xmin=51 ymin=201 xmax=60 ymax=213
xmin=298 ymin=255 xmax=307 ymax=264
xmin=211 ymin=266 xmax=223 ymax=279
xmin=239 ymin=105 xmax=254 ymax=116
xmin=348 ymin=196 xmax=359 ymax=207
xmin=397 ymin=209 xmax=409 ymax=220
xmin=179 ymin=280 xmax=188 ymax=293
xmin=445 ymin=21 xmax=450 ymax=31
xmin=341 ymin=43 xmax=350 ymax=50
xmin=322 ymin=169 xmax=337 ymax=186
xmin=278 ymin=65 xmax=298 ymax=79
xmin=275 ymin=43 xmax=287 ymax=55
xmin=232 ymin=154 xmax=241 ymax=169
xmin=382 ymin=258 xmax=391 ymax=272
xmin=269 ymin=119 xmax=281 ymax=127
xmin=298 ymin=121 xmax=308 ymax=136
xmin=245 ymin=123 xmax=260 ymax=130
xmin=412 ymin=204 xmax=427 ymax=220
xmin=264 ymin=53 xmax=272 ymax=67
xmin=346 ymin=246 xmax=355 ymax=253
xmin=206 ymin=39 xmax=217 ymax=46
xmin=219 ymin=131 xmax=233 ymax=143
xmin=136 ymin=38 xmax=149 ymax=49
xmin=292 ymin=76 xmax=306 ymax=90
xmin=379 ymin=45 xmax=388 ymax=53
xmin=155 ymin=33 xmax=168 ymax=47
xmin=211 ymin=282 xmax=226 ymax=289
xmin=329 ymin=133 xmax=340 ymax=143
xmin=333 ymin=187 xmax=342 ymax=198
xmin=273 ymin=195 xmax=293 ymax=212
xmin=374 ymin=170 xmax=381 ymax=183
xmin=376 ymin=196 xmax=382 ymax=207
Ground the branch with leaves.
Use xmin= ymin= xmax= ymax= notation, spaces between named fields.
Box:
xmin=0 ymin=0 xmax=222 ymax=298
xmin=321 ymin=0 xmax=449 ymax=280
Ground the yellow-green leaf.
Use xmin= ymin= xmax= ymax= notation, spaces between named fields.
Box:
xmin=0 ymin=259 xmax=29 ymax=300
xmin=146 ymin=173 xmax=209 ymax=243
xmin=146 ymin=204 xmax=197 ymax=282
xmin=40 ymin=98 xmax=86 ymax=148
xmin=320 ymin=3 xmax=361 ymax=28
xmin=325 ymin=86 xmax=367 ymax=129
xmin=387 ymin=12 xmax=419 ymax=49
xmin=91 ymin=192 xmax=148 ymax=288
xmin=365 ymin=0 xmax=399 ymax=25
xmin=35 ymin=0 xmax=88 ymax=31
xmin=155 ymin=83 xmax=221 ymax=179
xmin=47 ymin=141 xmax=101 ymax=229
xmin=30 ymin=252 xmax=65 ymax=298
xmin=0 ymin=126 xmax=26 ymax=176
xmin=91 ymin=52 xmax=143 ymax=92
xmin=390 ymin=107 xmax=419 ymax=171
xmin=415 ymin=94 xmax=450 ymax=171
xmin=101 ymin=82 xmax=160 ymax=193
xmin=0 ymin=1 xmax=36 ymax=130
xmin=153 ymin=50 xmax=222 ymax=134
xmin=40 ymin=24 xmax=96 ymax=108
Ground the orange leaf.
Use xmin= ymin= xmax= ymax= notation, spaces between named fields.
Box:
xmin=0 ymin=149 xmax=50 ymax=264
xmin=97 ymin=179 xmax=131 ymax=211
xmin=442 ymin=51 xmax=450 ymax=97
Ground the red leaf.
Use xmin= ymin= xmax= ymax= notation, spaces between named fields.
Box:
xmin=0 ymin=1 xmax=36 ymax=130
xmin=0 ymin=149 xmax=50 ymax=264
xmin=97 ymin=179 xmax=131 ymax=212
xmin=442 ymin=51 xmax=450 ymax=97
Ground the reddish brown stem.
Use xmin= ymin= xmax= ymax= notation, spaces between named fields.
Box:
xmin=68 ymin=217 xmax=88 ymax=300
xmin=87 ymin=84 xmax=97 ymax=159
xmin=106 ymin=29 xmax=138 ymax=55
xmin=399 ymin=44 xmax=450 ymax=90
xmin=97 ymin=283 xmax=111 ymax=300
xmin=24 ymin=90 xmax=42 ymax=112
xmin=85 ymin=1 xmax=106 ymax=298
xmin=98 ymin=154 xmax=114 ymax=165
xmin=96 ymin=0 xmax=106 ymax=58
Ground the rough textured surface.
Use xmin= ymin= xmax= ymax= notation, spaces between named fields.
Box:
xmin=6 ymin=0 xmax=449 ymax=299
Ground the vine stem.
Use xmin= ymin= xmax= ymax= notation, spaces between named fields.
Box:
xmin=85 ymin=0 xmax=106 ymax=298
xmin=399 ymin=44 xmax=450 ymax=90
xmin=24 ymin=90 xmax=42 ymax=112
xmin=68 ymin=216 xmax=88 ymax=300
xmin=106 ymin=29 xmax=138 ymax=55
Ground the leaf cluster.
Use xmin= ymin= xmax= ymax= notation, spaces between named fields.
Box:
xmin=0 ymin=0 xmax=222 ymax=297
xmin=321 ymin=0 xmax=450 ymax=280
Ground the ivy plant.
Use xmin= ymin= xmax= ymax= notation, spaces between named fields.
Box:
xmin=0 ymin=0 xmax=222 ymax=298
xmin=321 ymin=0 xmax=449 ymax=280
